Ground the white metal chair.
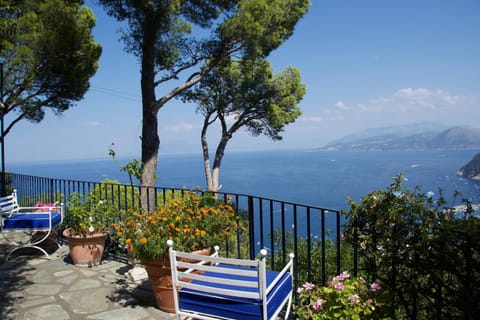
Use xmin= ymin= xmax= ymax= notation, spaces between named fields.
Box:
xmin=168 ymin=240 xmax=294 ymax=320
xmin=0 ymin=189 xmax=63 ymax=260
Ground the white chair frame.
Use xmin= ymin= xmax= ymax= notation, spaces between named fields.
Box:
xmin=0 ymin=189 xmax=63 ymax=260
xmin=168 ymin=240 xmax=294 ymax=320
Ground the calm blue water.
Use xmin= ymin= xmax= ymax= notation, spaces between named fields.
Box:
xmin=9 ymin=150 xmax=480 ymax=211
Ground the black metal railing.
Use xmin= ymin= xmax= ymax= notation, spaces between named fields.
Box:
xmin=8 ymin=172 xmax=356 ymax=288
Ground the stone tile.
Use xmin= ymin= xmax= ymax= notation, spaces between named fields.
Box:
xmin=31 ymin=269 xmax=54 ymax=284
xmin=60 ymin=287 xmax=112 ymax=314
xmin=22 ymin=296 xmax=56 ymax=308
xmin=68 ymin=278 xmax=101 ymax=291
xmin=23 ymin=304 xmax=69 ymax=320
xmin=86 ymin=306 xmax=149 ymax=320
xmin=56 ymin=273 xmax=79 ymax=285
xmin=26 ymin=284 xmax=63 ymax=296
xmin=54 ymin=270 xmax=74 ymax=277
xmin=79 ymin=269 xmax=99 ymax=277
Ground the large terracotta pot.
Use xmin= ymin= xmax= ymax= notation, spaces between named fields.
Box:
xmin=63 ymin=228 xmax=107 ymax=267
xmin=143 ymin=257 xmax=176 ymax=313
xmin=142 ymin=248 xmax=211 ymax=313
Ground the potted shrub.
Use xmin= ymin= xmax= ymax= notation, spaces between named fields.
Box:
xmin=112 ymin=191 xmax=242 ymax=312
xmin=63 ymin=192 xmax=117 ymax=267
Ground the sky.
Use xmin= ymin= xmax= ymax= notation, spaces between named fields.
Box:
xmin=5 ymin=0 xmax=480 ymax=164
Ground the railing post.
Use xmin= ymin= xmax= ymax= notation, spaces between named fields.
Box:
xmin=321 ymin=209 xmax=326 ymax=286
xmin=336 ymin=211 xmax=341 ymax=275
xmin=353 ymin=217 xmax=358 ymax=277
xmin=248 ymin=196 xmax=255 ymax=260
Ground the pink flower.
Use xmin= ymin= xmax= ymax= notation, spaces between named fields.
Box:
xmin=348 ymin=294 xmax=360 ymax=304
xmin=297 ymin=287 xmax=304 ymax=294
xmin=302 ymin=282 xmax=315 ymax=291
xmin=340 ymin=271 xmax=350 ymax=279
xmin=370 ymin=282 xmax=381 ymax=292
xmin=35 ymin=201 xmax=56 ymax=212
xmin=366 ymin=299 xmax=374 ymax=305
xmin=334 ymin=282 xmax=344 ymax=291
xmin=313 ymin=299 xmax=324 ymax=310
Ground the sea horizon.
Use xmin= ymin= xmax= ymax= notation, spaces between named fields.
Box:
xmin=8 ymin=149 xmax=480 ymax=211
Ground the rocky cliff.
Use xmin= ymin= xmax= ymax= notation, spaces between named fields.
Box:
xmin=457 ymin=153 xmax=480 ymax=180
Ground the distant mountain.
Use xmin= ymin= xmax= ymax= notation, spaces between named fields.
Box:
xmin=457 ymin=153 xmax=480 ymax=180
xmin=319 ymin=126 xmax=480 ymax=151
xmin=328 ymin=122 xmax=448 ymax=145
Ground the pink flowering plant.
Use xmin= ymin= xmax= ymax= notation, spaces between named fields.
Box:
xmin=35 ymin=200 xmax=61 ymax=212
xmin=295 ymin=271 xmax=382 ymax=319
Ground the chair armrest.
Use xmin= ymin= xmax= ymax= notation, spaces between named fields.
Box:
xmin=266 ymin=253 xmax=294 ymax=294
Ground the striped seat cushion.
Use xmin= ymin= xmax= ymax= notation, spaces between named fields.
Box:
xmin=179 ymin=264 xmax=292 ymax=320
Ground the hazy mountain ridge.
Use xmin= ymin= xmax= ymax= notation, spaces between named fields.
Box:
xmin=320 ymin=126 xmax=480 ymax=151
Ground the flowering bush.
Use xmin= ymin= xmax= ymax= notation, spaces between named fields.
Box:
xmin=295 ymin=271 xmax=381 ymax=319
xmin=35 ymin=200 xmax=61 ymax=212
xmin=112 ymin=191 xmax=242 ymax=260
xmin=64 ymin=192 xmax=117 ymax=236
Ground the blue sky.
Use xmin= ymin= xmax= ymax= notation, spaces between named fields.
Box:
xmin=6 ymin=0 xmax=480 ymax=163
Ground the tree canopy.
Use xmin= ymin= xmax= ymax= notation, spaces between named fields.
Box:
xmin=0 ymin=0 xmax=101 ymax=137
xmin=181 ymin=58 xmax=305 ymax=191
xmin=98 ymin=0 xmax=310 ymax=191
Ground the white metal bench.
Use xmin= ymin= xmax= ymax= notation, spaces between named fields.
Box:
xmin=168 ymin=240 xmax=294 ymax=320
xmin=0 ymin=189 xmax=63 ymax=260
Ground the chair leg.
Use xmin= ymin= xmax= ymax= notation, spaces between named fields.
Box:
xmin=284 ymin=293 xmax=293 ymax=320
xmin=4 ymin=227 xmax=60 ymax=261
xmin=6 ymin=244 xmax=51 ymax=261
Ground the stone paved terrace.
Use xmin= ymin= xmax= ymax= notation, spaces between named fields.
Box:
xmin=0 ymin=241 xmax=176 ymax=320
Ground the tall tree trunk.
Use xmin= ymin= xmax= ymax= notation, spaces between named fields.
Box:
xmin=211 ymin=134 xmax=231 ymax=192
xmin=201 ymin=114 xmax=214 ymax=191
xmin=139 ymin=5 xmax=158 ymax=209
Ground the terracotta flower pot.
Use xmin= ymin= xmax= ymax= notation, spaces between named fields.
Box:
xmin=142 ymin=248 xmax=211 ymax=313
xmin=143 ymin=257 xmax=176 ymax=313
xmin=63 ymin=228 xmax=107 ymax=267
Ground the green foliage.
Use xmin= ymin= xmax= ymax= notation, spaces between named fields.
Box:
xmin=295 ymin=272 xmax=383 ymax=320
xmin=270 ymin=230 xmax=355 ymax=286
xmin=1 ymin=0 xmax=101 ymax=137
xmin=342 ymin=174 xmax=480 ymax=319
xmin=184 ymin=58 xmax=305 ymax=140
xmin=0 ymin=0 xmax=19 ymax=48
xmin=220 ymin=0 xmax=310 ymax=58
xmin=64 ymin=191 xmax=117 ymax=237
xmin=90 ymin=179 xmax=140 ymax=210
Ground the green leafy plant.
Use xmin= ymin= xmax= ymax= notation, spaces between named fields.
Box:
xmin=342 ymin=174 xmax=480 ymax=319
xmin=112 ymin=191 xmax=244 ymax=260
xmin=64 ymin=192 xmax=117 ymax=236
xmin=295 ymin=271 xmax=382 ymax=319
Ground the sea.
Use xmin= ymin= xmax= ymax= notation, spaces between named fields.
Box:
xmin=8 ymin=149 xmax=480 ymax=212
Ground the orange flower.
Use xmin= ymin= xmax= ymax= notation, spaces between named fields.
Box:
xmin=140 ymin=237 xmax=147 ymax=244
xmin=126 ymin=238 xmax=132 ymax=245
